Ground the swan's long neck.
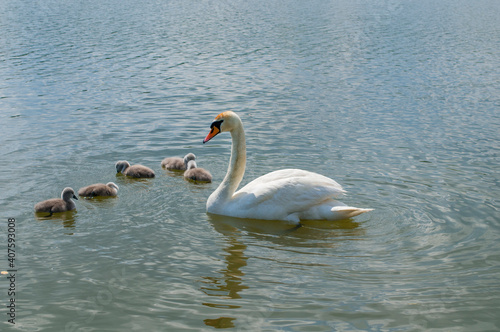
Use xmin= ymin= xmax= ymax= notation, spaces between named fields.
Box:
xmin=214 ymin=122 xmax=246 ymax=201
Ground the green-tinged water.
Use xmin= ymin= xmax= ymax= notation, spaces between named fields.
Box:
xmin=1 ymin=0 xmax=499 ymax=331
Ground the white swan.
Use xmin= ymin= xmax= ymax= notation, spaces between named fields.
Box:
xmin=203 ymin=111 xmax=372 ymax=224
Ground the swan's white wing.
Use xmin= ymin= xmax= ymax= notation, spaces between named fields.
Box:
xmin=233 ymin=169 xmax=345 ymax=215
xmin=238 ymin=169 xmax=344 ymax=196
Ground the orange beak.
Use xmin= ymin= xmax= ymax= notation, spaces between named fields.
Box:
xmin=203 ymin=126 xmax=220 ymax=144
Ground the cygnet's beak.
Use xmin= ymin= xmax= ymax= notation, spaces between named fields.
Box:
xmin=73 ymin=194 xmax=78 ymax=200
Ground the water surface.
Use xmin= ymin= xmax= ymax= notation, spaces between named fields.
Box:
xmin=1 ymin=0 xmax=499 ymax=331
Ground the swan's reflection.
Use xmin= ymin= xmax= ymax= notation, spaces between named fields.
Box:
xmin=200 ymin=217 xmax=249 ymax=302
xmin=201 ymin=234 xmax=248 ymax=300
xmin=208 ymin=213 xmax=365 ymax=247
xmin=201 ymin=214 xmax=365 ymax=329
xmin=201 ymin=217 xmax=250 ymax=329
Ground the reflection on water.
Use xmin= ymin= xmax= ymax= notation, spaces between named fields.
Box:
xmin=115 ymin=173 xmax=156 ymax=184
xmin=78 ymin=195 xmax=119 ymax=203
xmin=161 ymin=168 xmax=186 ymax=179
xmin=201 ymin=218 xmax=248 ymax=328
xmin=203 ymin=316 xmax=236 ymax=329
xmin=207 ymin=213 xmax=305 ymax=236
xmin=200 ymin=234 xmax=248 ymax=301
xmin=208 ymin=213 xmax=366 ymax=247
xmin=35 ymin=210 xmax=77 ymax=234
xmin=77 ymin=195 xmax=119 ymax=211
xmin=202 ymin=214 xmax=365 ymax=329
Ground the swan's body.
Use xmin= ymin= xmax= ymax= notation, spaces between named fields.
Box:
xmin=34 ymin=187 xmax=78 ymax=215
xmin=184 ymin=160 xmax=212 ymax=183
xmin=78 ymin=182 xmax=119 ymax=197
xmin=116 ymin=161 xmax=155 ymax=178
xmin=161 ymin=153 xmax=196 ymax=171
xmin=203 ymin=111 xmax=372 ymax=224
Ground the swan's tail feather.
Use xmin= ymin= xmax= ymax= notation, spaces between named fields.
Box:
xmin=331 ymin=206 xmax=373 ymax=219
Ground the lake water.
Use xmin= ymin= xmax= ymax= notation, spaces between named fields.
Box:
xmin=1 ymin=0 xmax=499 ymax=331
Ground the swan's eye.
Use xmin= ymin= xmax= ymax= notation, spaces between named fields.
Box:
xmin=210 ymin=120 xmax=224 ymax=134
xmin=210 ymin=119 xmax=223 ymax=132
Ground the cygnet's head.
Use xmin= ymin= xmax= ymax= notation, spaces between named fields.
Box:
xmin=183 ymin=153 xmax=196 ymax=164
xmin=61 ymin=187 xmax=78 ymax=201
xmin=186 ymin=160 xmax=198 ymax=170
xmin=115 ymin=161 xmax=130 ymax=173
xmin=106 ymin=182 xmax=119 ymax=191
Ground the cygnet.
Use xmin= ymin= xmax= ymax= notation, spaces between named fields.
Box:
xmin=116 ymin=160 xmax=155 ymax=178
xmin=78 ymin=182 xmax=119 ymax=197
xmin=34 ymin=187 xmax=78 ymax=215
xmin=161 ymin=153 xmax=196 ymax=171
xmin=184 ymin=160 xmax=212 ymax=183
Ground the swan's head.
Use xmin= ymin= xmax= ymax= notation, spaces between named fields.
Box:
xmin=115 ymin=160 xmax=130 ymax=173
xmin=203 ymin=111 xmax=241 ymax=143
xmin=61 ymin=187 xmax=78 ymax=201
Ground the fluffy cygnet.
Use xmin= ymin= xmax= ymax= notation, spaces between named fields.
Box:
xmin=116 ymin=160 xmax=155 ymax=178
xmin=184 ymin=160 xmax=212 ymax=183
xmin=161 ymin=153 xmax=196 ymax=171
xmin=34 ymin=187 xmax=78 ymax=215
xmin=78 ymin=182 xmax=119 ymax=197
